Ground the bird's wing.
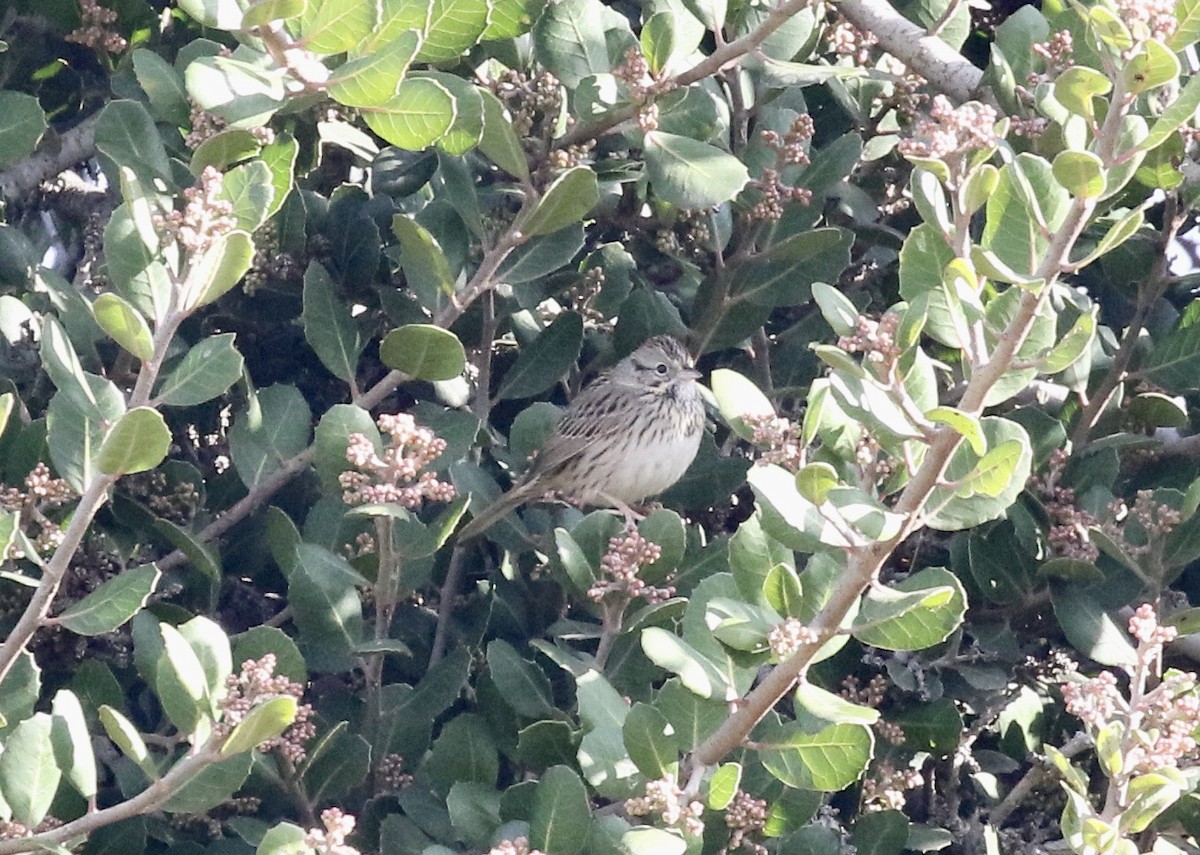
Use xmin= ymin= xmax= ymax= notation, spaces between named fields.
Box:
xmin=526 ymin=377 xmax=637 ymax=481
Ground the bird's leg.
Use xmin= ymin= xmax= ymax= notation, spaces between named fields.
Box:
xmin=599 ymin=492 xmax=644 ymax=530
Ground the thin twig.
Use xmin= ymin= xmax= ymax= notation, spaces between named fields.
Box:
xmin=429 ymin=544 xmax=469 ymax=666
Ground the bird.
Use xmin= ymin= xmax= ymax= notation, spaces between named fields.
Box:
xmin=457 ymin=335 xmax=706 ymax=540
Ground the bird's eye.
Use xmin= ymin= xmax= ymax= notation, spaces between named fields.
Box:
xmin=655 ymin=363 xmax=669 ymax=375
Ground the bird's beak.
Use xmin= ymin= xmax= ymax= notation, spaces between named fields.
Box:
xmin=681 ymin=368 xmax=702 ymax=382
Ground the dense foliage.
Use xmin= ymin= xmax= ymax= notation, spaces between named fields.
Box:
xmin=2 ymin=0 xmax=1200 ymax=853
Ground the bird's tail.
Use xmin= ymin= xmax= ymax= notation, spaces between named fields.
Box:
xmin=457 ymin=481 xmax=539 ymax=541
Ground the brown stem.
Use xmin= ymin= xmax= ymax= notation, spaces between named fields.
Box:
xmin=1069 ymin=195 xmax=1185 ymax=448
xmin=691 ymin=73 xmax=1132 ymax=773
xmin=0 ymin=743 xmax=221 ymax=854
xmin=429 ymin=544 xmax=468 ymax=666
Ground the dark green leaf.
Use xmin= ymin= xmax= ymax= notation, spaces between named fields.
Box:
xmin=58 ymin=564 xmax=160 ymax=636
xmin=497 ymin=312 xmax=584 ymax=400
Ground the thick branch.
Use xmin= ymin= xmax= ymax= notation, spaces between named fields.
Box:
xmin=837 ymin=0 xmax=984 ymax=102
xmin=0 ymin=114 xmax=99 ymax=202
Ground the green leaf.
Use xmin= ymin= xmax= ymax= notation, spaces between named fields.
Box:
xmin=622 ymin=827 xmax=687 ymax=855
xmin=1052 ymin=150 xmax=1105 ymax=198
xmin=925 ymin=417 xmax=1033 ymax=531
xmin=852 ymin=811 xmax=909 ymax=855
xmin=812 ymin=282 xmax=859 ymax=336
xmin=327 ymin=30 xmax=421 ymax=108
xmin=242 ymin=0 xmax=306 ymax=27
xmin=156 ymin=622 xmax=209 ymax=734
xmin=894 ymin=698 xmax=963 ymax=758
xmin=1124 ymin=39 xmax=1179 ymax=93
xmin=795 ymin=463 xmax=839 ymax=505
xmin=497 ymin=312 xmax=584 ymax=400
xmin=1141 ymin=323 xmax=1200 ymax=391
xmin=93 ymin=293 xmax=154 ymax=361
xmin=297 ymin=0 xmax=373 ymax=54
xmin=1051 ymin=587 xmax=1137 ymax=668
xmin=852 ymin=567 xmax=966 ymax=651
xmin=1143 ymin=73 xmax=1200 ymax=151
xmin=0 ymin=652 xmax=40 ymax=740
xmin=189 ymin=129 xmax=262 ymax=175
xmin=94 ymin=100 xmax=171 ymax=182
xmin=98 ymin=705 xmax=153 ymax=774
xmin=51 ymin=690 xmax=98 ymax=799
xmin=379 ymin=324 xmax=466 ymax=381
xmin=795 ymin=682 xmax=880 ymax=726
xmin=303 ymin=262 xmax=365 ymax=382
xmin=1041 ymin=308 xmax=1097 ymax=374
xmin=623 ymin=702 xmax=679 ymax=778
xmin=229 ymin=384 xmax=312 ymax=489
xmin=391 ymin=214 xmax=455 ymax=297
xmin=710 ymin=368 xmax=775 ymax=442
xmin=1053 ymin=65 xmax=1111 ymax=119
xmin=426 ymin=713 xmax=499 ymax=788
xmin=478 ymin=89 xmax=530 ymax=179
xmin=420 ymin=72 xmax=484 ymax=155
xmin=643 ymin=131 xmax=750 ymax=208
xmin=232 ymin=626 xmax=307 ymax=683
xmin=0 ymin=713 xmax=61 ymax=825
xmin=707 ymin=763 xmax=742 ymax=810
xmin=288 ymin=545 xmax=364 ymax=672
xmin=640 ymin=626 xmax=733 ymax=700
xmin=523 ymin=167 xmax=600 ymax=237
xmin=163 ymin=754 xmax=253 ymax=813
xmin=926 ymin=407 xmax=985 ymax=455
xmin=155 ymin=333 xmax=245 ymax=407
xmin=487 ymin=640 xmax=559 ymax=719
xmin=98 ymin=407 xmax=171 ymax=475
xmin=219 ymin=160 xmax=275 ymax=232
xmin=58 ymin=564 xmax=160 ymax=636
xmin=759 ymin=720 xmax=874 ymax=791
xmin=221 ymin=696 xmax=297 ymax=756
xmin=187 ymin=230 xmax=255 ymax=309
xmin=415 ymin=0 xmax=490 ymax=63
xmin=532 ymin=0 xmax=610 ymax=87
xmin=186 ymin=55 xmax=288 ymax=127
xmin=1170 ymin=0 xmax=1200 ymax=48
xmin=0 ymin=91 xmax=46 ymax=169
xmin=530 ymin=765 xmax=592 ymax=855
xmin=641 ymin=12 xmax=676 ymax=74
xmin=362 ymin=77 xmax=456 ymax=151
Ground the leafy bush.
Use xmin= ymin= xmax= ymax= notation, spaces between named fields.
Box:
xmin=1 ymin=0 xmax=1200 ymax=853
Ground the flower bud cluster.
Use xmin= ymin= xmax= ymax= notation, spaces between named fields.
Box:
xmin=0 ymin=462 xmax=76 ymax=558
xmin=843 ymin=675 xmax=906 ymax=745
xmin=626 ymin=776 xmax=706 ymax=837
xmin=828 ymin=18 xmax=879 ymax=65
xmin=0 ymin=816 xmax=62 ymax=842
xmin=154 ymin=167 xmax=237 ymax=254
xmin=491 ymin=70 xmax=563 ymax=141
xmin=589 ymin=531 xmax=674 ymax=604
xmin=614 ymin=45 xmax=678 ymax=102
xmin=897 ymin=96 xmax=998 ymax=162
xmin=721 ymin=790 xmax=769 ymax=855
xmin=338 ymin=413 xmax=455 ymax=509
xmin=743 ymin=413 xmax=804 ymax=472
xmin=838 ymin=312 xmax=901 ymax=367
xmin=66 ymin=0 xmax=127 ymax=54
xmin=375 ymin=753 xmax=414 ymax=792
xmin=760 ymin=115 xmax=814 ymax=166
xmin=1029 ymin=450 xmax=1100 ymax=562
xmin=861 ymin=762 xmax=924 ymax=811
xmin=1061 ymin=605 xmax=1200 ymax=776
xmin=304 ymin=808 xmax=360 ymax=855
xmin=1115 ymin=0 xmax=1176 ymax=41
xmin=767 ymin=617 xmax=819 ymax=660
xmin=218 ymin=654 xmax=316 ymax=764
xmin=1031 ymin=30 xmax=1074 ymax=78
xmin=487 ymin=837 xmax=546 ymax=855
xmin=1104 ymin=490 xmax=1182 ymax=558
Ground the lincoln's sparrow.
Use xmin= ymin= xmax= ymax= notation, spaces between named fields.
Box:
xmin=458 ymin=335 xmax=705 ymax=540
